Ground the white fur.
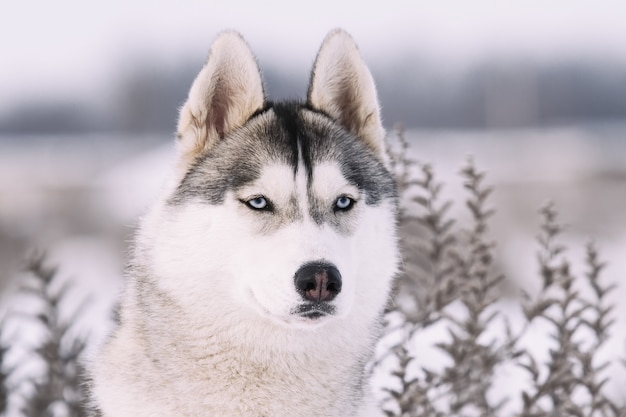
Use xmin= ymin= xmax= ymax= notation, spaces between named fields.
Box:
xmin=90 ymin=29 xmax=397 ymax=417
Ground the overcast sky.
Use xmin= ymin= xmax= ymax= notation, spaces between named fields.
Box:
xmin=2 ymin=0 xmax=626 ymax=112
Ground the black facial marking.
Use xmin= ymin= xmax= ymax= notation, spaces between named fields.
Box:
xmin=168 ymin=107 xmax=297 ymax=205
xmin=293 ymin=302 xmax=336 ymax=317
xmin=270 ymin=102 xmax=304 ymax=176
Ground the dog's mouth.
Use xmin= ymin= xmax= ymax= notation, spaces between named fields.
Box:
xmin=293 ymin=302 xmax=336 ymax=319
xmin=246 ymin=289 xmax=338 ymax=327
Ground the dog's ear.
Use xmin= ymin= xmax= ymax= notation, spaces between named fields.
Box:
xmin=307 ymin=29 xmax=385 ymax=158
xmin=177 ymin=31 xmax=265 ymax=164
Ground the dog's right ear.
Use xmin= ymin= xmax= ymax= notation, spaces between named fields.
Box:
xmin=307 ymin=29 xmax=385 ymax=160
xmin=176 ymin=31 xmax=265 ymax=166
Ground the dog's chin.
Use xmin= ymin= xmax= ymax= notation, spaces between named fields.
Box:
xmin=275 ymin=306 xmax=340 ymax=330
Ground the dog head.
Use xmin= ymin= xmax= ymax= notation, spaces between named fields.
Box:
xmin=140 ymin=30 xmax=399 ymax=329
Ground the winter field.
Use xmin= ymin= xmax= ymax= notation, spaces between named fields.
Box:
xmin=0 ymin=125 xmax=625 ymax=415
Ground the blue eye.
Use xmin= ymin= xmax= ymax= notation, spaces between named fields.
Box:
xmin=246 ymin=196 xmax=269 ymax=210
xmin=334 ymin=196 xmax=355 ymax=212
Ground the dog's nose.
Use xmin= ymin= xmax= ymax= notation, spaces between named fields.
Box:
xmin=294 ymin=262 xmax=342 ymax=302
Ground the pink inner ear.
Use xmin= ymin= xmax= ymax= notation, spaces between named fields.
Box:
xmin=208 ymin=92 xmax=231 ymax=139
xmin=335 ymin=81 xmax=362 ymax=136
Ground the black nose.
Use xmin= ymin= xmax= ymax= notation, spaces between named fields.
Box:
xmin=294 ymin=262 xmax=342 ymax=303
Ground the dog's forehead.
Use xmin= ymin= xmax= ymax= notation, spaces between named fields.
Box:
xmin=242 ymin=161 xmax=353 ymax=196
xmin=169 ymin=102 xmax=396 ymax=206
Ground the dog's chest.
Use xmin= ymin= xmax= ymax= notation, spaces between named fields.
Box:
xmin=160 ymin=344 xmax=364 ymax=417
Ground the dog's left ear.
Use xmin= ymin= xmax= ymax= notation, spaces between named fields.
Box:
xmin=307 ymin=29 xmax=385 ymax=158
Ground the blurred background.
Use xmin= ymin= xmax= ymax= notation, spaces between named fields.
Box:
xmin=1 ymin=0 xmax=625 ymax=401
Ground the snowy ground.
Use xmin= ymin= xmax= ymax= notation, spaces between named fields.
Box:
xmin=1 ymin=125 xmax=625 ymax=413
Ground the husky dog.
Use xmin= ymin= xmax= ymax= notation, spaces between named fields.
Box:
xmin=90 ymin=29 xmax=399 ymax=417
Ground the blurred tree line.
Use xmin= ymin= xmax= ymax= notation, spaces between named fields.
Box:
xmin=1 ymin=57 xmax=626 ymax=135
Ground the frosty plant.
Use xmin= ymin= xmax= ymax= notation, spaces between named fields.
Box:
xmin=381 ymin=137 xmax=516 ymax=416
xmin=13 ymin=255 xmax=89 ymax=417
xmin=0 ymin=322 xmax=11 ymax=414
xmin=518 ymin=204 xmax=622 ymax=417
xmin=379 ymin=129 xmax=624 ymax=417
